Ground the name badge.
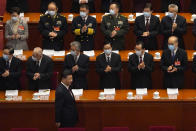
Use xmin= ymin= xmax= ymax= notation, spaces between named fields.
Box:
xmin=53 ymin=26 xmax=60 ymax=31
xmin=174 ymin=60 xmax=181 ymax=66
xmin=18 ymin=26 xmax=24 ymax=30
xmin=114 ymin=26 xmax=120 ymax=31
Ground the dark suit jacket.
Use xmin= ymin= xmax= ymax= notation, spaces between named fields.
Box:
xmin=192 ymin=19 xmax=196 ymax=49
xmin=96 ymin=52 xmax=122 ymax=89
xmin=70 ymin=0 xmax=95 ymax=13
xmin=6 ymin=0 xmax=28 ymax=13
xmin=0 ymin=57 xmax=22 ymax=90
xmin=101 ymin=0 xmax=122 ymax=12
xmin=64 ymin=54 xmax=89 ymax=89
xmin=134 ymin=15 xmax=160 ymax=50
xmin=55 ymin=83 xmax=78 ymax=127
xmin=128 ymin=53 xmax=154 ymax=89
xmin=161 ymin=0 xmax=181 ymax=12
xmin=161 ymin=48 xmax=188 ymax=89
xmin=190 ymin=0 xmax=196 ymax=13
xmin=161 ymin=15 xmax=187 ymax=49
xmin=26 ymin=55 xmax=53 ymax=90
xmin=192 ymin=55 xmax=196 ymax=88
xmin=40 ymin=0 xmax=63 ymax=13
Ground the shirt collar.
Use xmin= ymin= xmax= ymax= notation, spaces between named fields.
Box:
xmin=105 ymin=53 xmax=112 ymax=59
xmin=61 ymin=82 xmax=69 ymax=90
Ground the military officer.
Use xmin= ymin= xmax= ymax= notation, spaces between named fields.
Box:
xmin=101 ymin=2 xmax=129 ymax=50
xmin=38 ymin=2 xmax=67 ymax=51
xmin=72 ymin=4 xmax=97 ymax=51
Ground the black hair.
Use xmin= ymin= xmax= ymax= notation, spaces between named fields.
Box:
xmin=103 ymin=42 xmax=112 ymax=47
xmin=3 ymin=45 xmax=14 ymax=55
xmin=10 ymin=7 xmax=21 ymax=15
xmin=61 ymin=70 xmax=72 ymax=79
xmin=80 ymin=4 xmax=89 ymax=10
xmin=144 ymin=3 xmax=153 ymax=11
xmin=136 ymin=41 xmax=145 ymax=49
xmin=109 ymin=2 xmax=120 ymax=9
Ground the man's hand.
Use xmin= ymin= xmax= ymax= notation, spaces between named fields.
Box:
xmin=172 ymin=23 xmax=177 ymax=32
xmin=56 ymin=122 xmax=61 ymax=128
xmin=79 ymin=0 xmax=88 ymax=4
xmin=49 ymin=32 xmax=57 ymax=38
xmin=104 ymin=65 xmax=112 ymax=72
xmin=142 ymin=32 xmax=150 ymax=37
xmin=110 ymin=30 xmax=117 ymax=38
xmin=81 ymin=25 xmax=88 ymax=33
xmin=33 ymin=73 xmax=40 ymax=80
xmin=2 ymin=70 xmax=9 ymax=77
xmin=138 ymin=62 xmax=145 ymax=70
xmin=72 ymin=65 xmax=79 ymax=72
xmin=169 ymin=67 xmax=178 ymax=73
xmin=15 ymin=34 xmax=21 ymax=39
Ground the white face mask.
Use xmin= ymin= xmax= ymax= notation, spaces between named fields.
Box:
xmin=48 ymin=10 xmax=56 ymax=16
xmin=109 ymin=9 xmax=115 ymax=15
xmin=70 ymin=50 xmax=77 ymax=56
xmin=11 ymin=16 xmax=18 ymax=22
xmin=80 ymin=11 xmax=87 ymax=18
xmin=136 ymin=50 xmax=142 ymax=56
xmin=32 ymin=56 xmax=38 ymax=61
xmin=104 ymin=49 xmax=112 ymax=55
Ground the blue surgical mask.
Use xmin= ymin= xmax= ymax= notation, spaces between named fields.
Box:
xmin=48 ymin=10 xmax=56 ymax=16
xmin=168 ymin=44 xmax=175 ymax=51
xmin=11 ymin=16 xmax=18 ymax=22
xmin=3 ymin=54 xmax=9 ymax=61
xmin=109 ymin=9 xmax=115 ymax=15
xmin=136 ymin=50 xmax=142 ymax=56
xmin=168 ymin=12 xmax=174 ymax=18
xmin=143 ymin=12 xmax=151 ymax=18
xmin=70 ymin=50 xmax=77 ymax=56
xmin=80 ymin=11 xmax=87 ymax=18
xmin=104 ymin=49 xmax=112 ymax=55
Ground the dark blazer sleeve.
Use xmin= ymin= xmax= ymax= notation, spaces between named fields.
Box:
xmin=160 ymin=17 xmax=173 ymax=36
xmin=128 ymin=55 xmax=140 ymax=73
xmin=56 ymin=17 xmax=68 ymax=39
xmin=38 ymin=17 xmax=50 ymax=38
xmin=193 ymin=55 xmax=196 ymax=73
xmin=26 ymin=58 xmax=35 ymax=79
xmin=116 ymin=17 xmax=130 ymax=37
xmin=193 ymin=19 xmax=196 ymax=36
xmin=175 ymin=50 xmax=188 ymax=72
xmin=77 ymin=56 xmax=89 ymax=76
xmin=101 ymin=16 xmax=112 ymax=37
xmin=55 ymin=87 xmax=64 ymax=122
xmin=160 ymin=51 xmax=169 ymax=72
xmin=9 ymin=58 xmax=22 ymax=78
xmin=111 ymin=54 xmax=122 ymax=72
xmin=173 ymin=17 xmax=187 ymax=36
xmin=143 ymin=55 xmax=154 ymax=72
xmin=40 ymin=57 xmax=53 ymax=80
xmin=96 ymin=55 xmax=106 ymax=74
xmin=133 ymin=16 xmax=144 ymax=37
xmin=149 ymin=16 xmax=160 ymax=38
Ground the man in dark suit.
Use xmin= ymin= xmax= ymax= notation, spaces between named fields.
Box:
xmin=55 ymin=70 xmax=78 ymax=128
xmin=70 ymin=0 xmax=95 ymax=13
xmin=40 ymin=0 xmax=62 ymax=13
xmin=134 ymin=3 xmax=160 ymax=50
xmin=161 ymin=0 xmax=181 ymax=12
xmin=26 ymin=47 xmax=53 ymax=90
xmin=64 ymin=41 xmax=89 ymax=89
xmin=101 ymin=2 xmax=130 ymax=50
xmin=101 ymin=0 xmax=122 ymax=13
xmin=38 ymin=2 xmax=67 ymax=51
xmin=6 ymin=0 xmax=28 ymax=13
xmin=0 ymin=46 xmax=22 ymax=90
xmin=128 ymin=41 xmax=154 ymax=89
xmin=96 ymin=43 xmax=122 ymax=89
xmin=161 ymin=36 xmax=187 ymax=89
xmin=72 ymin=4 xmax=97 ymax=51
xmin=161 ymin=4 xmax=186 ymax=49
